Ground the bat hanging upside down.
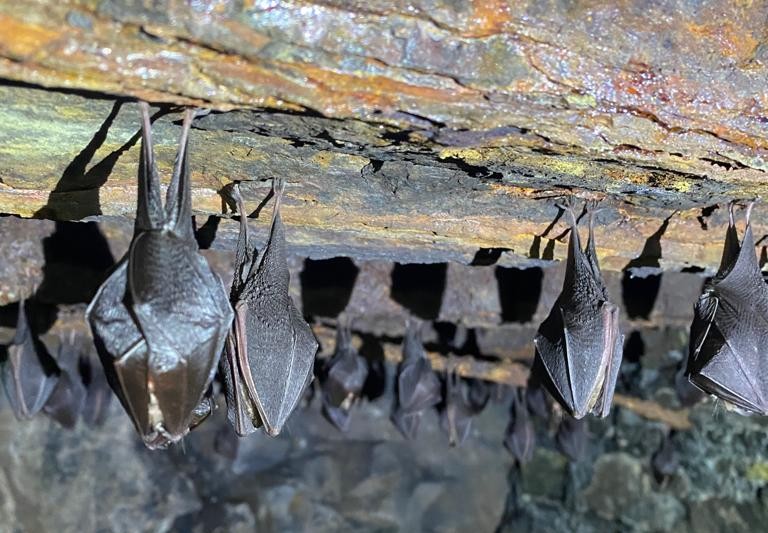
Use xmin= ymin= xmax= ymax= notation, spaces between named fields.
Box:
xmin=687 ymin=201 xmax=768 ymax=415
xmin=533 ymin=199 xmax=624 ymax=419
xmin=87 ymin=103 xmax=233 ymax=449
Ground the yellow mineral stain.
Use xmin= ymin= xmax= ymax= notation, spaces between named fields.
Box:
xmin=746 ymin=462 xmax=768 ymax=482
xmin=438 ymin=148 xmax=485 ymax=163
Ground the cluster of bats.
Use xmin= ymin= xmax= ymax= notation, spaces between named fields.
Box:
xmin=1 ymin=105 xmax=765 ymax=455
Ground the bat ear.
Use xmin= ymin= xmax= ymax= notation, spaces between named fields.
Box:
xmin=135 ymin=102 xmax=164 ymax=232
xmin=166 ymin=108 xmax=196 ymax=240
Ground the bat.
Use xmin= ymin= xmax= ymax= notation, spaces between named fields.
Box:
xmin=504 ymin=388 xmax=535 ymax=464
xmin=466 ymin=378 xmax=491 ymax=414
xmin=80 ymin=352 xmax=113 ymax=428
xmin=43 ymin=332 xmax=87 ymax=429
xmin=533 ymin=199 xmax=624 ymax=419
xmin=391 ymin=320 xmax=441 ymax=439
xmin=674 ymin=364 xmax=704 ymax=407
xmin=1 ymin=299 xmax=59 ymax=420
xmin=220 ymin=180 xmax=318 ymax=437
xmin=686 ymin=201 xmax=768 ymax=414
xmin=555 ymin=416 xmax=587 ymax=461
xmin=320 ymin=321 xmax=369 ymax=432
xmin=439 ymin=365 xmax=473 ymax=446
xmin=651 ymin=432 xmax=678 ymax=483
xmin=87 ymin=103 xmax=233 ymax=449
xmin=524 ymin=381 xmax=550 ymax=421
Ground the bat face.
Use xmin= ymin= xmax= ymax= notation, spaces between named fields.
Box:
xmin=533 ymin=200 xmax=624 ymax=419
xmin=320 ymin=323 xmax=369 ymax=432
xmin=1 ymin=300 xmax=59 ymax=421
xmin=687 ymin=201 xmax=768 ymax=415
xmin=43 ymin=335 xmax=87 ymax=429
xmin=555 ymin=416 xmax=587 ymax=462
xmin=439 ymin=369 xmax=473 ymax=446
xmin=504 ymin=388 xmax=535 ymax=464
xmin=87 ymin=104 xmax=233 ymax=449
xmin=220 ymin=180 xmax=319 ymax=437
xmin=391 ymin=321 xmax=441 ymax=439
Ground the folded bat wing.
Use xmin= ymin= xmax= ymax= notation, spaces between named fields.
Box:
xmin=129 ymin=232 xmax=233 ymax=440
xmin=237 ymin=207 xmax=318 ymax=436
xmin=688 ymin=222 xmax=768 ymax=415
xmin=1 ymin=300 xmax=58 ymax=420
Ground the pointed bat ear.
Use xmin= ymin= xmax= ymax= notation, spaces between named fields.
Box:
xmin=165 ymin=108 xmax=196 ymax=240
xmin=135 ymin=102 xmax=163 ymax=232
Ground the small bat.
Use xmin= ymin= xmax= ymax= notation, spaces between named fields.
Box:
xmin=534 ymin=199 xmax=623 ymax=419
xmin=555 ymin=416 xmax=588 ymax=462
xmin=466 ymin=378 xmax=491 ymax=414
xmin=220 ymin=180 xmax=318 ymax=437
xmin=320 ymin=321 xmax=369 ymax=432
xmin=43 ymin=332 xmax=87 ymax=429
xmin=504 ymin=388 xmax=535 ymax=464
xmin=87 ymin=103 xmax=233 ymax=449
xmin=524 ymin=381 xmax=550 ymax=421
xmin=391 ymin=320 xmax=441 ymax=439
xmin=439 ymin=364 xmax=473 ymax=446
xmin=1 ymin=299 xmax=59 ymax=420
xmin=651 ymin=431 xmax=678 ymax=483
xmin=80 ymin=352 xmax=113 ymax=428
xmin=673 ymin=363 xmax=704 ymax=407
xmin=687 ymin=201 xmax=768 ymax=414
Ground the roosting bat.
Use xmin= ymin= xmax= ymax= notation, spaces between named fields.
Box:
xmin=533 ymin=200 xmax=623 ymax=419
xmin=439 ymin=364 xmax=473 ymax=446
xmin=43 ymin=332 xmax=87 ymax=429
xmin=80 ymin=352 xmax=113 ymax=428
xmin=220 ymin=181 xmax=318 ymax=437
xmin=555 ymin=416 xmax=588 ymax=462
xmin=504 ymin=388 xmax=535 ymax=464
xmin=1 ymin=299 xmax=59 ymax=420
xmin=391 ymin=321 xmax=441 ymax=439
xmin=87 ymin=103 xmax=233 ymax=449
xmin=320 ymin=321 xmax=369 ymax=432
xmin=687 ymin=201 xmax=768 ymax=414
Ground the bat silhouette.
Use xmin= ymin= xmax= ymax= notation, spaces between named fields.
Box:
xmin=555 ymin=416 xmax=588 ymax=461
xmin=391 ymin=320 xmax=441 ymax=439
xmin=504 ymin=388 xmax=535 ymax=464
xmin=1 ymin=299 xmax=59 ymax=420
xmin=687 ymin=201 xmax=768 ymax=414
xmin=87 ymin=103 xmax=233 ymax=449
xmin=43 ymin=332 xmax=87 ymax=429
xmin=534 ymin=199 xmax=623 ymax=419
xmin=220 ymin=180 xmax=318 ymax=437
xmin=320 ymin=321 xmax=369 ymax=432
xmin=439 ymin=363 xmax=473 ymax=446
xmin=651 ymin=431 xmax=678 ymax=483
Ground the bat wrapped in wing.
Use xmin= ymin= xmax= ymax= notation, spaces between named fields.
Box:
xmin=87 ymin=103 xmax=233 ymax=449
xmin=1 ymin=299 xmax=59 ymax=420
xmin=220 ymin=181 xmax=318 ymax=437
xmin=320 ymin=321 xmax=368 ymax=432
xmin=533 ymin=199 xmax=623 ymax=419
xmin=686 ymin=201 xmax=768 ymax=414
xmin=391 ymin=320 xmax=441 ymax=439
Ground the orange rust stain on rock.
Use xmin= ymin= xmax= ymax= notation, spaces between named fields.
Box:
xmin=0 ymin=14 xmax=63 ymax=59
xmin=299 ymin=64 xmax=480 ymax=111
xmin=462 ymin=0 xmax=513 ymax=38
xmin=687 ymin=22 xmax=759 ymax=60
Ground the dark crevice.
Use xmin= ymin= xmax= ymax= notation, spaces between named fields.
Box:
xmin=300 ymin=258 xmax=359 ymax=318
xmin=623 ymin=331 xmax=645 ymax=363
xmin=390 ymin=263 xmax=447 ymax=320
xmin=496 ymin=267 xmax=543 ymax=323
